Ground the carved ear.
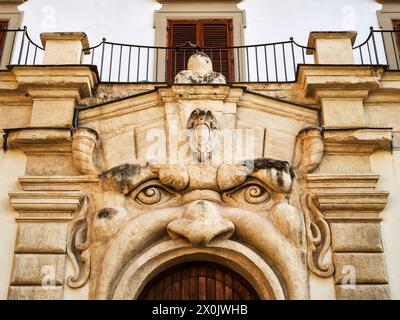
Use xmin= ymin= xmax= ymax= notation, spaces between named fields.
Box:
xmin=72 ymin=127 xmax=100 ymax=175
xmin=292 ymin=126 xmax=324 ymax=176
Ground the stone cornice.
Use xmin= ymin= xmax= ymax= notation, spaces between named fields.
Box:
xmin=19 ymin=176 xmax=100 ymax=191
xmin=9 ymin=191 xmax=84 ymax=221
xmin=307 ymin=174 xmax=381 ymax=191
xmin=323 ymin=128 xmax=393 ymax=154
xmin=5 ymin=127 xmax=72 ymax=154
xmin=316 ymin=192 xmax=389 ymax=221
xmin=298 ymin=65 xmax=385 ymax=100
xmin=10 ymin=65 xmax=98 ymax=98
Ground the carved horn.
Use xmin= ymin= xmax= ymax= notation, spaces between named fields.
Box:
xmin=292 ymin=126 xmax=324 ymax=177
xmin=72 ymin=127 xmax=100 ymax=175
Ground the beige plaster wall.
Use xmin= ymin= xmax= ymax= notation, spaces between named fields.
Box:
xmin=370 ymin=150 xmax=400 ymax=300
xmin=309 ymin=268 xmax=336 ymax=300
xmin=0 ymin=149 xmax=26 ymax=300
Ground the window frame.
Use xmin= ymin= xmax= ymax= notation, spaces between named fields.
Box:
xmin=154 ymin=1 xmax=245 ymax=82
xmin=0 ymin=1 xmax=23 ymax=69
xmin=377 ymin=2 xmax=400 ymax=69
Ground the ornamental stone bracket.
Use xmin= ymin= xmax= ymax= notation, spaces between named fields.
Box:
xmin=7 ymin=190 xmax=89 ymax=300
xmin=307 ymin=174 xmax=390 ymax=299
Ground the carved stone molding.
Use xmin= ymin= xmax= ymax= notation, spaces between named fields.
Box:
xmin=72 ymin=127 xmax=100 ymax=175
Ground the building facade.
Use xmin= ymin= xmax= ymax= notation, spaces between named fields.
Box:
xmin=0 ymin=0 xmax=399 ymax=300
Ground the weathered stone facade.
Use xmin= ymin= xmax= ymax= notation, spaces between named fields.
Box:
xmin=0 ymin=31 xmax=399 ymax=300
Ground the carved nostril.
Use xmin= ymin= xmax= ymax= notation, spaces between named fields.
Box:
xmin=167 ymin=200 xmax=235 ymax=247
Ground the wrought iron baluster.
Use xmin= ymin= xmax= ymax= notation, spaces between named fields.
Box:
xmin=155 ymin=48 xmax=159 ymax=82
xmin=137 ymin=47 xmax=141 ymax=82
xmin=255 ymin=46 xmax=259 ymax=82
xmin=264 ymin=45 xmax=269 ymax=82
xmin=17 ymin=27 xmax=26 ymax=65
xmin=33 ymin=46 xmax=38 ymax=65
xmin=380 ymin=32 xmax=388 ymax=66
xmin=8 ymin=30 xmax=17 ymax=65
xmin=273 ymin=44 xmax=278 ymax=82
xmin=173 ymin=48 xmax=176 ymax=81
xmin=146 ymin=47 xmax=150 ymax=81
xmin=290 ymin=38 xmax=296 ymax=80
xmin=219 ymin=49 xmax=222 ymax=74
xmin=390 ymin=31 xmax=400 ymax=69
xmin=183 ymin=48 xmax=186 ymax=72
xmin=100 ymin=38 xmax=106 ymax=81
xmin=237 ymin=47 xmax=241 ymax=82
xmin=246 ymin=47 xmax=250 ymax=81
xmin=367 ymin=41 xmax=372 ymax=65
xmin=127 ymin=46 xmax=132 ymax=82
xmin=118 ymin=45 xmax=123 ymax=82
xmin=91 ymin=47 xmax=95 ymax=65
xmin=371 ymin=30 xmax=380 ymax=64
xmin=359 ymin=47 xmax=364 ymax=65
xmin=282 ymin=43 xmax=287 ymax=82
xmin=109 ymin=44 xmax=114 ymax=82
xmin=25 ymin=41 xmax=30 ymax=65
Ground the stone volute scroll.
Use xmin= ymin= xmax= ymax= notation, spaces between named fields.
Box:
xmin=72 ymin=127 xmax=100 ymax=175
xmin=67 ymin=195 xmax=92 ymax=288
xmin=292 ymin=126 xmax=334 ymax=278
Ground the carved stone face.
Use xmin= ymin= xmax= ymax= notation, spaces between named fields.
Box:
xmin=69 ymin=103 xmax=331 ymax=300
xmin=78 ymin=158 xmax=308 ymax=300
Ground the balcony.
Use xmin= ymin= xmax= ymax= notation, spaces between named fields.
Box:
xmin=1 ymin=27 xmax=400 ymax=84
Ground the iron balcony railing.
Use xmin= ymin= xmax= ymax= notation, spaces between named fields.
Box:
xmin=82 ymin=38 xmax=314 ymax=83
xmin=0 ymin=27 xmax=44 ymax=69
xmin=353 ymin=27 xmax=400 ymax=70
xmin=1 ymin=27 xmax=400 ymax=83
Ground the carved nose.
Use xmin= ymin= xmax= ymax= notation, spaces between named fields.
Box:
xmin=167 ymin=200 xmax=235 ymax=247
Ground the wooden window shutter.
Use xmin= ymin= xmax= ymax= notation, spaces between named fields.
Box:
xmin=167 ymin=19 xmax=234 ymax=82
xmin=0 ymin=20 xmax=9 ymax=61
xmin=168 ymin=21 xmax=197 ymax=82
xmin=202 ymin=21 xmax=234 ymax=82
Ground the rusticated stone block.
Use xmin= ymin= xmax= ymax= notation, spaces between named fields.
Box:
xmin=15 ymin=223 xmax=68 ymax=254
xmin=10 ymin=254 xmax=66 ymax=286
xmin=8 ymin=286 xmax=63 ymax=300
xmin=335 ymin=285 xmax=390 ymax=300
xmin=333 ymin=253 xmax=388 ymax=285
xmin=331 ymin=222 xmax=383 ymax=253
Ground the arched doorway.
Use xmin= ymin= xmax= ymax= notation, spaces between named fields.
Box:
xmin=138 ymin=261 xmax=260 ymax=300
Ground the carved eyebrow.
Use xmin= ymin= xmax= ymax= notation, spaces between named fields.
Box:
xmin=217 ymin=158 xmax=294 ymax=193
xmin=243 ymin=158 xmax=295 ymax=179
xmin=101 ymin=164 xmax=157 ymax=194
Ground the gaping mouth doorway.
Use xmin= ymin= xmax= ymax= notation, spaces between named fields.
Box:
xmin=138 ymin=261 xmax=260 ymax=300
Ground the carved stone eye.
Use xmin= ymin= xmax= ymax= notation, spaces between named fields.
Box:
xmin=222 ymin=181 xmax=271 ymax=208
xmin=243 ymin=185 xmax=270 ymax=204
xmin=130 ymin=181 xmax=176 ymax=207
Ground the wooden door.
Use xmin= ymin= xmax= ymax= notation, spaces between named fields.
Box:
xmin=138 ymin=262 xmax=260 ymax=300
xmin=167 ymin=19 xmax=234 ymax=82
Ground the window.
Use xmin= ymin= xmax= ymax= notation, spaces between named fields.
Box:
xmin=0 ymin=20 xmax=9 ymax=62
xmin=167 ymin=19 xmax=234 ymax=82
xmin=154 ymin=0 xmax=245 ymax=82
